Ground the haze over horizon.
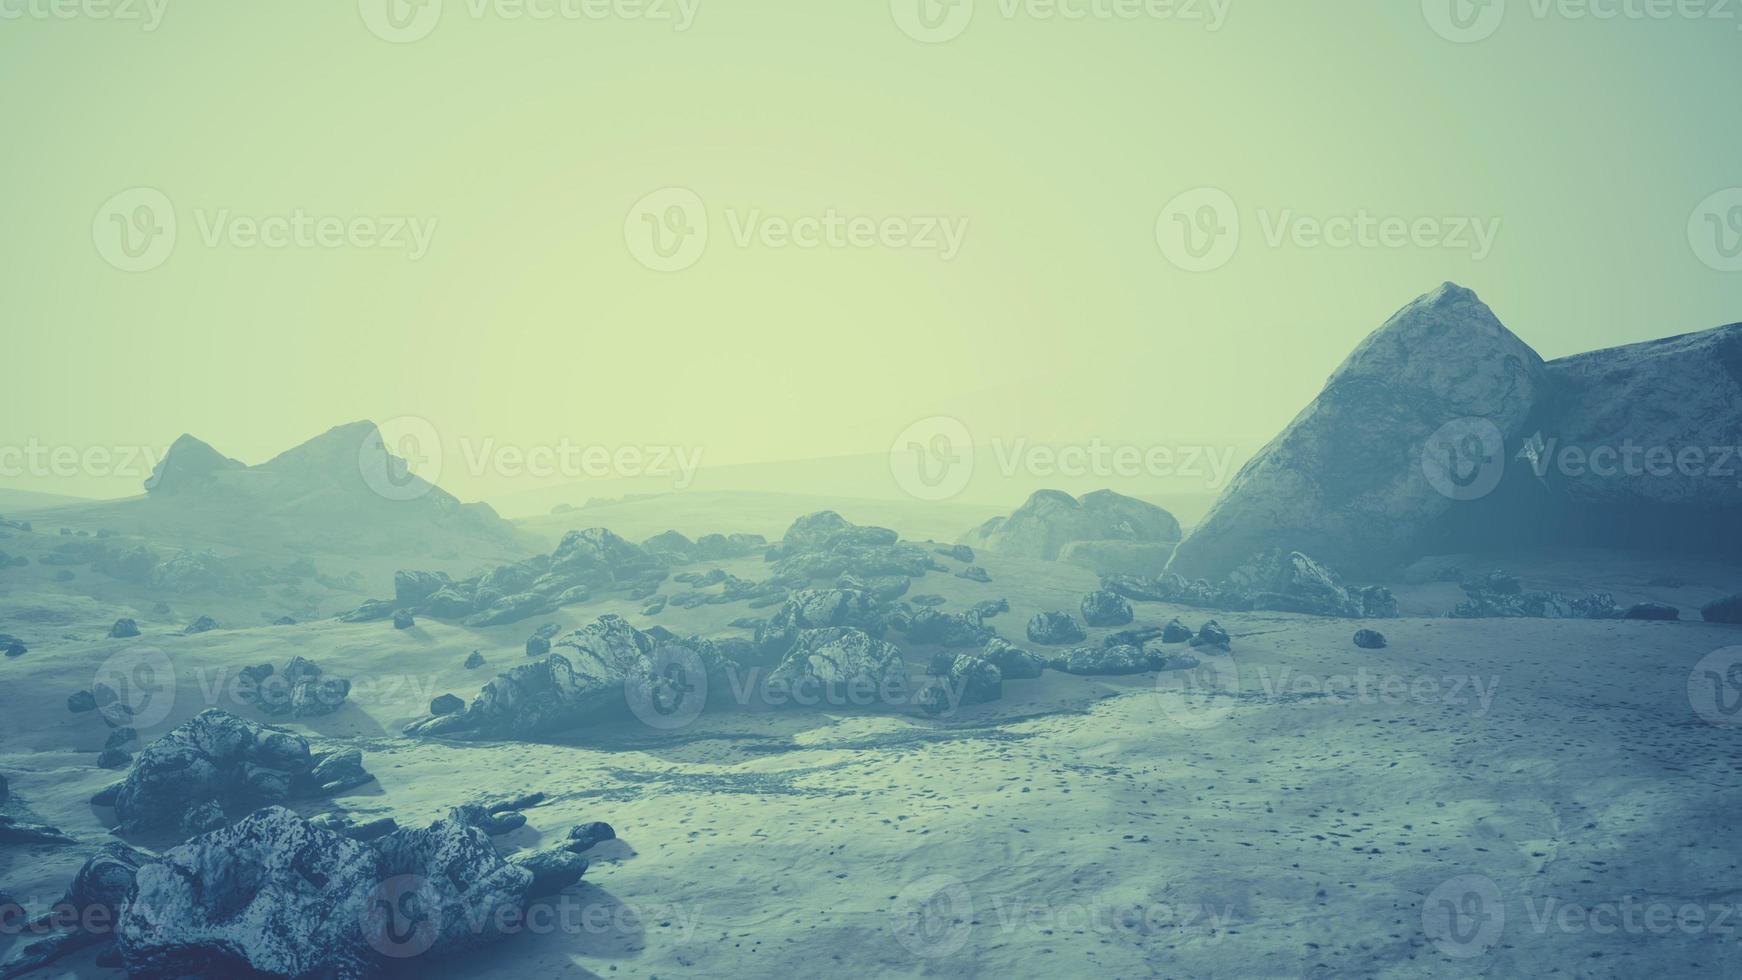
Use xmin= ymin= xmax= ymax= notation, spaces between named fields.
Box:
xmin=3 ymin=3 xmax=1739 ymax=502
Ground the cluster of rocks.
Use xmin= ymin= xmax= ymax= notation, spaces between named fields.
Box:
xmin=1447 ymin=570 xmax=1653 ymax=620
xmin=346 ymin=526 xmax=774 ymax=630
xmin=237 ymin=656 xmax=353 ymax=719
xmin=763 ymin=512 xmax=943 ymax=587
xmin=6 ymin=794 xmax=621 ymax=979
xmin=89 ymin=709 xmax=375 ymax=836
xmin=1102 ymin=549 xmax=1398 ymax=619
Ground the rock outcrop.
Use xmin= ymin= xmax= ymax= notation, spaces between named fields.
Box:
xmin=963 ymin=490 xmax=1181 ymax=561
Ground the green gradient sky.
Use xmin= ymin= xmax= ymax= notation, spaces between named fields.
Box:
xmin=3 ymin=0 xmax=1739 ymax=503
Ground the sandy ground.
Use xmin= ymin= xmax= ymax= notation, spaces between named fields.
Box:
xmin=3 ymin=525 xmax=1742 ymax=978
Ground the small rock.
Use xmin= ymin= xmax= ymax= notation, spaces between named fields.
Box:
xmin=108 ymin=618 xmax=141 ymax=639
xmin=1623 ymin=602 xmax=1679 ymax=621
xmin=956 ymin=566 xmax=992 ymax=584
xmin=430 ymin=694 xmax=465 ymax=716
xmin=392 ymin=609 xmax=416 ymax=630
xmin=1161 ymin=618 xmax=1194 ymax=644
xmin=68 ymin=690 xmax=98 ymax=714
xmin=182 ymin=616 xmax=218 ymax=635
xmin=1353 ymin=629 xmax=1388 ymax=650
xmin=465 ymin=650 xmax=487 ymax=669
xmin=1080 ymin=590 xmax=1135 ymax=628
xmin=1189 ymin=621 xmax=1231 ymax=651
xmin=564 ymin=821 xmax=617 ymax=852
xmin=1026 ymin=611 xmax=1086 ymax=646
xmin=4 ymin=640 xmax=26 ymax=658
xmin=510 ymin=846 xmax=589 ymax=896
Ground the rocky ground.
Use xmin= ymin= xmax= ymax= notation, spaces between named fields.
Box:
xmin=2 ymin=498 xmax=1740 ymax=978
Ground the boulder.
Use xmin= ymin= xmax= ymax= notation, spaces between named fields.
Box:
xmin=1702 ymin=593 xmax=1742 ymax=624
xmin=1169 ymin=284 xmax=1550 ymax=580
xmin=1623 ymin=602 xmax=1680 ymax=621
xmin=181 ymin=616 xmax=219 ymax=635
xmin=1190 ymin=621 xmax=1232 ymax=651
xmin=755 ymin=588 xmax=885 ymax=659
xmin=564 ymin=821 xmax=616 ymax=852
xmin=105 ymin=709 xmax=368 ymax=833
xmin=1161 ymin=618 xmax=1194 ymax=644
xmin=1049 ymin=644 xmax=1190 ymax=676
xmin=108 ymin=618 xmax=141 ymax=639
xmin=430 ymin=694 xmax=465 ymax=716
xmin=462 ymin=592 xmax=553 ymax=628
xmin=509 ymin=847 xmax=589 ymax=897
xmin=394 ymin=569 xmax=451 ymax=607
xmin=464 ymin=650 xmax=486 ymax=669
xmin=920 ymin=654 xmax=1002 ymax=715
xmin=1079 ymin=590 xmax=1134 ymax=627
xmin=1354 ymin=629 xmax=1389 ymax=650
xmin=963 ymin=489 xmax=1181 ymax=560
xmin=769 ymin=628 xmax=907 ymax=694
xmin=936 ymin=544 xmax=975 ymax=563
xmin=392 ymin=609 xmax=415 ymax=630
xmin=1026 ymin=612 xmax=1086 ymax=646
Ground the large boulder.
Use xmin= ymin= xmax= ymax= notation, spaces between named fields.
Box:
xmin=104 ymin=710 xmax=368 ymax=833
xmin=963 ymin=490 xmax=1181 ymax=561
xmin=118 ymin=807 xmax=532 ymax=977
xmin=754 ymin=588 xmax=885 ymax=659
xmin=1169 ymin=284 xmax=1549 ymax=580
xmin=768 ymin=628 xmax=907 ymax=694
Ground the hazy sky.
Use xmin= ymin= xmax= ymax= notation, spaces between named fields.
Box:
xmin=3 ymin=0 xmax=1739 ymax=503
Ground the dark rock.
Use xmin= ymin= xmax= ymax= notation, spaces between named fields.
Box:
xmin=108 ymin=618 xmax=141 ymax=639
xmin=1079 ymin=590 xmax=1134 ymax=627
xmin=394 ymin=569 xmax=451 ymax=606
xmin=424 ymin=585 xmax=477 ymax=618
xmin=392 ymin=609 xmax=415 ymax=630
xmin=0 ymin=815 xmax=77 ymax=845
xmin=641 ymin=530 xmax=698 ymax=561
xmin=68 ymin=690 xmax=98 ymax=713
xmin=97 ymin=748 xmax=133 ymax=770
xmin=1189 ymin=621 xmax=1232 ymax=651
xmin=430 ymin=694 xmax=465 ymax=716
xmin=1623 ymin=602 xmax=1680 ymax=621
xmin=956 ymin=565 xmax=992 ymax=583
xmin=641 ymin=596 xmax=668 ymax=616
xmin=770 ymin=628 xmax=907 ymax=693
xmin=1162 ymin=618 xmax=1194 ymax=643
xmin=181 ymin=616 xmax=218 ymax=635
xmin=510 ymin=847 xmax=588 ymax=897
xmin=936 ymin=544 xmax=975 ymax=563
xmin=1354 ymin=629 xmax=1389 ymax=649
xmin=273 ymin=616 xmax=298 ymax=626
xmin=968 ymin=597 xmax=1009 ymax=622
xmin=526 ymin=622 xmax=561 ymax=657
xmin=755 ymin=588 xmax=885 ymax=659
xmin=974 ymin=637 xmax=1045 ymax=680
xmin=1702 ymin=593 xmax=1742 ymax=624
xmin=340 ymin=599 xmax=398 ymax=623
xmin=564 ymin=821 xmax=616 ymax=852
xmin=910 ymin=594 xmax=947 ymax=607
xmin=1050 ymin=644 xmax=1191 ymax=676
xmin=920 ymin=654 xmax=1002 ymax=716
xmin=465 ymin=650 xmax=486 ymax=669
xmin=1105 ymin=626 xmax=1165 ymax=648
xmin=1026 ymin=611 xmax=1086 ymax=646
xmin=2 ymin=640 xmax=24 ymax=658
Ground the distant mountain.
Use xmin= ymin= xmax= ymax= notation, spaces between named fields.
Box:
xmin=1169 ymin=284 xmax=1742 ymax=579
xmin=33 ymin=421 xmax=519 ymax=561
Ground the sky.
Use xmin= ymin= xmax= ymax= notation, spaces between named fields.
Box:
xmin=2 ymin=0 xmax=1739 ymax=506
